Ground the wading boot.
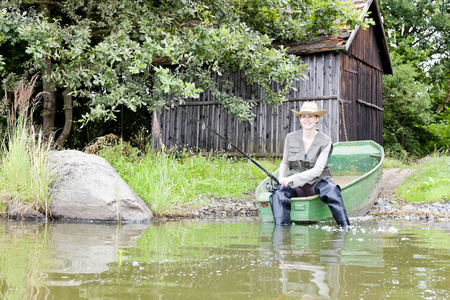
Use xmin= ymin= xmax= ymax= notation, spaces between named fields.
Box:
xmin=315 ymin=179 xmax=350 ymax=230
xmin=269 ymin=185 xmax=297 ymax=226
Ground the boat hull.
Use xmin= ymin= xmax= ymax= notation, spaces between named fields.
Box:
xmin=256 ymin=140 xmax=384 ymax=223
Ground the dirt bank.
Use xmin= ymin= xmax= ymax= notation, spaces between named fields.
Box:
xmin=375 ymin=168 xmax=416 ymax=201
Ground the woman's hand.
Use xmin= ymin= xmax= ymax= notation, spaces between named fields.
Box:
xmin=279 ymin=177 xmax=293 ymax=187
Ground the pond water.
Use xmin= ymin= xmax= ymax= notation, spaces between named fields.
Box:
xmin=0 ymin=218 xmax=449 ymax=299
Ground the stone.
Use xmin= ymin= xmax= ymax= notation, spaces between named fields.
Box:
xmin=409 ymin=214 xmax=419 ymax=221
xmin=6 ymin=201 xmax=47 ymax=221
xmin=48 ymin=150 xmax=152 ymax=223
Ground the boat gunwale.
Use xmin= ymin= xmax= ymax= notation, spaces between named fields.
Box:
xmin=255 ymin=140 xmax=384 ymax=203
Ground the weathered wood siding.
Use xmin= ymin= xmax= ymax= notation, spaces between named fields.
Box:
xmin=339 ymin=20 xmax=384 ymax=145
xmin=158 ymin=52 xmax=342 ymax=156
xmin=347 ymin=20 xmax=384 ymax=72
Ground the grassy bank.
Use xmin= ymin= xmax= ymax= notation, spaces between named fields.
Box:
xmin=96 ymin=141 xmax=449 ymax=216
xmin=394 ymin=153 xmax=450 ymax=203
xmin=95 ymin=142 xmax=278 ymax=216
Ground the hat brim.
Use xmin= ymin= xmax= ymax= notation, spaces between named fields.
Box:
xmin=291 ymin=109 xmax=327 ymax=118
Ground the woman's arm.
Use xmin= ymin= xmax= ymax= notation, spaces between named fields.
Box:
xmin=284 ymin=140 xmax=332 ymax=187
xmin=279 ymin=137 xmax=290 ymax=180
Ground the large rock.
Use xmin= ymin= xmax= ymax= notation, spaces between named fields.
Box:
xmin=48 ymin=150 xmax=152 ymax=223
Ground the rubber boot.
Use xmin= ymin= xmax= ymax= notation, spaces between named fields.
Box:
xmin=315 ymin=179 xmax=350 ymax=229
xmin=269 ymin=185 xmax=297 ymax=226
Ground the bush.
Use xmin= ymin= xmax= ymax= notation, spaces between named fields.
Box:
xmin=382 ymin=56 xmax=434 ymax=155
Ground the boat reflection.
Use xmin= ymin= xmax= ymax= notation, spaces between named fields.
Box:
xmin=258 ymin=222 xmax=384 ymax=299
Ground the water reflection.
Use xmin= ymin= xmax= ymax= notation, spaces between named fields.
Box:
xmin=258 ymin=222 xmax=387 ymax=299
xmin=0 ymin=222 xmax=150 ymax=299
xmin=259 ymin=223 xmax=383 ymax=265
xmin=1 ymin=220 xmax=449 ymax=299
xmin=48 ymin=223 xmax=150 ymax=274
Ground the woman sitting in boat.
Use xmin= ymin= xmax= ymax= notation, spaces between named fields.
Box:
xmin=271 ymin=101 xmax=350 ymax=228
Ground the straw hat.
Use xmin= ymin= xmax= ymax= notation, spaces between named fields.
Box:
xmin=291 ymin=102 xmax=327 ymax=118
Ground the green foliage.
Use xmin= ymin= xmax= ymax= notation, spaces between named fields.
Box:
xmin=97 ymin=145 xmax=277 ymax=216
xmin=425 ymin=107 xmax=450 ymax=150
xmin=0 ymin=0 xmax=370 ymax=130
xmin=380 ymin=0 xmax=450 ymax=155
xmin=382 ymin=53 xmax=434 ymax=155
xmin=396 ymin=152 xmax=450 ymax=203
xmin=0 ymin=76 xmax=55 ymax=217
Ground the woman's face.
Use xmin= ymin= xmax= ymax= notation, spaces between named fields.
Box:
xmin=300 ymin=114 xmax=319 ymax=130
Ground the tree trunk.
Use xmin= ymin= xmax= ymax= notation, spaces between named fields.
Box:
xmin=41 ymin=3 xmax=56 ymax=139
xmin=55 ymin=87 xmax=73 ymax=148
xmin=42 ymin=55 xmax=55 ymax=137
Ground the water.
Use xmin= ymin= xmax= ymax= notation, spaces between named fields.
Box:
xmin=0 ymin=218 xmax=449 ymax=299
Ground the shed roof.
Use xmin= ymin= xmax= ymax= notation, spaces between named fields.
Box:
xmin=282 ymin=0 xmax=393 ymax=74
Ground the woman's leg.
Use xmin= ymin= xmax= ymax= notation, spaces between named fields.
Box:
xmin=269 ymin=185 xmax=298 ymax=226
xmin=314 ymin=179 xmax=350 ymax=228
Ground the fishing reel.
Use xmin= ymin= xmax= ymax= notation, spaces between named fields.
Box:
xmin=266 ymin=179 xmax=280 ymax=192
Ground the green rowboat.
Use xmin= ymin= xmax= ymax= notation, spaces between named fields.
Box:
xmin=255 ymin=140 xmax=384 ymax=223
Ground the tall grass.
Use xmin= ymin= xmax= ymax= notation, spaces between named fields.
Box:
xmin=0 ymin=75 xmax=55 ymax=218
xmin=96 ymin=143 xmax=278 ymax=216
xmin=130 ymin=152 xmax=186 ymax=216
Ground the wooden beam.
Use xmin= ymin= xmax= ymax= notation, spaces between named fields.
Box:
xmin=339 ymin=99 xmax=352 ymax=104
xmin=181 ymin=95 xmax=339 ymax=106
xmin=343 ymin=67 xmax=358 ymax=74
xmin=357 ymin=99 xmax=384 ymax=111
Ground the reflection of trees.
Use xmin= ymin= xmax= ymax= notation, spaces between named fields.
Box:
xmin=0 ymin=223 xmax=50 ymax=300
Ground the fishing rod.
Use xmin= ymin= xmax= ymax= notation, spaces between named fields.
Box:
xmin=122 ymin=76 xmax=280 ymax=185
xmin=175 ymin=105 xmax=280 ymax=185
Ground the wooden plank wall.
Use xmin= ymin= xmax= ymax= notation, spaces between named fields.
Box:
xmin=158 ymin=52 xmax=350 ymax=156
xmin=339 ymin=19 xmax=385 ymax=145
xmin=339 ymin=54 xmax=384 ymax=145
xmin=347 ymin=17 xmax=384 ymax=72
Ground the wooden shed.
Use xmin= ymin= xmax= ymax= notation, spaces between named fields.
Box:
xmin=154 ymin=0 xmax=392 ymax=156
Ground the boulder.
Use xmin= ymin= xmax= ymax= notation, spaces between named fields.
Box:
xmin=48 ymin=150 xmax=152 ymax=223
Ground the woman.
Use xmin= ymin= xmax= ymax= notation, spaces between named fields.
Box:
xmin=270 ymin=101 xmax=350 ymax=228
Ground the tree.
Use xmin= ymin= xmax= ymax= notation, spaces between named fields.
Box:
xmin=0 ymin=0 xmax=368 ymax=147
xmin=382 ymin=53 xmax=432 ymax=154
xmin=380 ymin=0 xmax=450 ymax=153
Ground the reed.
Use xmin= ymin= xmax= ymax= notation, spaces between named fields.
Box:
xmin=0 ymin=75 xmax=55 ymax=218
